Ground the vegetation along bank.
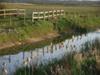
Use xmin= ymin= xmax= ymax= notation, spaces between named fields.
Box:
xmin=0 ymin=3 xmax=100 ymax=50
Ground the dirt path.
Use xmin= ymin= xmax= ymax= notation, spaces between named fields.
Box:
xmin=0 ymin=32 xmax=59 ymax=50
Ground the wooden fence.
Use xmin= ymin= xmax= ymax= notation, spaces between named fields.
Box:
xmin=0 ymin=9 xmax=64 ymax=23
xmin=32 ymin=10 xmax=65 ymax=22
xmin=0 ymin=9 xmax=26 ymax=24
xmin=0 ymin=9 xmax=25 ymax=17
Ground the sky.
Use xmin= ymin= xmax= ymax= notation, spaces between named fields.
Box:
xmin=0 ymin=0 xmax=100 ymax=3
xmin=0 ymin=0 xmax=100 ymax=1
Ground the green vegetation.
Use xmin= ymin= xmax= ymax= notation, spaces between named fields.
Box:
xmin=14 ymin=38 xmax=100 ymax=75
xmin=14 ymin=53 xmax=98 ymax=75
xmin=0 ymin=15 xmax=93 ymax=46
xmin=0 ymin=18 xmax=54 ymax=43
xmin=0 ymin=3 xmax=100 ymax=50
xmin=0 ymin=3 xmax=100 ymax=75
xmin=64 ymin=14 xmax=100 ymax=30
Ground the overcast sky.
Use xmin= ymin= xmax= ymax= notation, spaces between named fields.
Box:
xmin=0 ymin=0 xmax=100 ymax=3
xmin=0 ymin=0 xmax=100 ymax=1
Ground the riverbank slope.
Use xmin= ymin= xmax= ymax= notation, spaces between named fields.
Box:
xmin=0 ymin=4 xmax=100 ymax=50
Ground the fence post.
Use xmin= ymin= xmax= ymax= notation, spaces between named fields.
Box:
xmin=43 ymin=11 xmax=45 ymax=20
xmin=60 ymin=10 xmax=62 ymax=16
xmin=31 ymin=9 xmax=64 ymax=22
xmin=53 ymin=10 xmax=54 ymax=18
xmin=47 ymin=11 xmax=49 ymax=19
xmin=10 ymin=15 xmax=12 ymax=26
xmin=4 ymin=9 xmax=6 ymax=18
xmin=24 ymin=10 xmax=26 ymax=25
xmin=48 ymin=11 xmax=51 ymax=18
xmin=38 ymin=12 xmax=40 ymax=20
xmin=56 ymin=10 xmax=58 ymax=17
xmin=32 ymin=12 xmax=34 ymax=22
xmin=63 ymin=10 xmax=65 ymax=16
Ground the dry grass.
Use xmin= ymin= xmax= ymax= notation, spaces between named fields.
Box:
xmin=0 ymin=2 xmax=100 ymax=12
xmin=0 ymin=3 xmax=65 ymax=10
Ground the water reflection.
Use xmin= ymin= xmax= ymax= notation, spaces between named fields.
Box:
xmin=0 ymin=31 xmax=100 ymax=75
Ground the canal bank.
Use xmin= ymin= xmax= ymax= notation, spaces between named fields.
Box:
xmin=0 ymin=31 xmax=100 ymax=75
xmin=0 ymin=4 xmax=100 ymax=75
xmin=0 ymin=16 xmax=99 ymax=52
xmin=0 ymin=17 xmax=85 ymax=53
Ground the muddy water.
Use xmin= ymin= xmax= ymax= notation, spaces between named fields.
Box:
xmin=0 ymin=31 xmax=100 ymax=75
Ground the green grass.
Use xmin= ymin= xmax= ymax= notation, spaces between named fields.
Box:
xmin=0 ymin=12 xmax=100 ymax=46
xmin=0 ymin=20 xmax=54 ymax=42
xmin=0 ymin=3 xmax=100 ymax=49
xmin=64 ymin=14 xmax=100 ymax=30
xmin=0 ymin=3 xmax=100 ymax=75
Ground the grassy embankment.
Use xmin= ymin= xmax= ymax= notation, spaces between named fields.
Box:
xmin=0 ymin=3 xmax=100 ymax=50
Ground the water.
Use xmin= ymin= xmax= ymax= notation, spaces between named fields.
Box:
xmin=0 ymin=31 xmax=100 ymax=75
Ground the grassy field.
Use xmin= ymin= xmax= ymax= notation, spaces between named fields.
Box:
xmin=0 ymin=3 xmax=100 ymax=49
xmin=0 ymin=3 xmax=100 ymax=12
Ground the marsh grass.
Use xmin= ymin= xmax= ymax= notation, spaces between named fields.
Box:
xmin=14 ymin=37 xmax=100 ymax=75
xmin=0 ymin=4 xmax=100 ymax=44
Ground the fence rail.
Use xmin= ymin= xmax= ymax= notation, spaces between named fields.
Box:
xmin=32 ymin=10 xmax=65 ymax=22
xmin=0 ymin=9 xmax=64 ymax=23
xmin=0 ymin=9 xmax=26 ymax=24
xmin=0 ymin=9 xmax=25 ymax=17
